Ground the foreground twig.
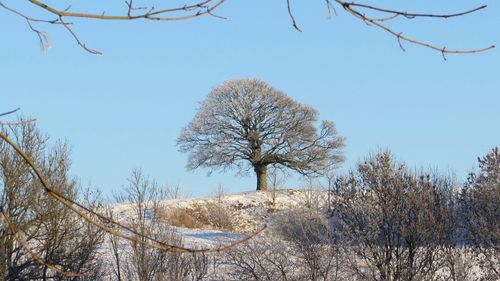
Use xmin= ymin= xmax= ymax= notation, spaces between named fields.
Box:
xmin=0 ymin=1 xmax=494 ymax=56
xmin=286 ymin=0 xmax=302 ymax=32
xmin=0 ymin=108 xmax=20 ymax=117
xmin=0 ymin=130 xmax=265 ymax=255
xmin=0 ymin=0 xmax=226 ymax=54
xmin=284 ymin=0 xmax=494 ymax=58
xmin=336 ymin=0 xmax=494 ymax=58
xmin=0 ymin=108 xmax=36 ymax=125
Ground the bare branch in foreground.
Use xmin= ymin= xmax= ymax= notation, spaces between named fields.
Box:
xmin=0 ymin=108 xmax=21 ymax=117
xmin=0 ymin=1 xmax=494 ymax=55
xmin=0 ymin=0 xmax=226 ymax=54
xmin=337 ymin=1 xmax=494 ymax=59
xmin=284 ymin=0 xmax=494 ymax=57
xmin=286 ymin=0 xmax=302 ymax=32
xmin=0 ymin=108 xmax=37 ymax=125
xmin=0 ymin=130 xmax=265 ymax=254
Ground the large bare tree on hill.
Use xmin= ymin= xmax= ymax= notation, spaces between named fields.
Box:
xmin=177 ymin=78 xmax=345 ymax=191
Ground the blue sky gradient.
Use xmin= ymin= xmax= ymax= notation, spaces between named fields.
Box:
xmin=1 ymin=0 xmax=499 ymax=198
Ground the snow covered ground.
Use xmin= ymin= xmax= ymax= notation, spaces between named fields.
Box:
xmin=98 ymin=189 xmax=327 ymax=279
xmin=98 ymin=190 xmax=494 ymax=280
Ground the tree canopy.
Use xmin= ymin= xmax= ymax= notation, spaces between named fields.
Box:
xmin=177 ymin=78 xmax=345 ymax=190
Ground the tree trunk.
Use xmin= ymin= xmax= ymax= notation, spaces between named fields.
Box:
xmin=254 ymin=164 xmax=268 ymax=191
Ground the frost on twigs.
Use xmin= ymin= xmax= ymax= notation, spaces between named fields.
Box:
xmin=177 ymin=78 xmax=345 ymax=191
xmin=38 ymin=31 xmax=52 ymax=52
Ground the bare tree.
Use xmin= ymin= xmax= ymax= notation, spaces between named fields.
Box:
xmin=332 ymin=151 xmax=456 ymax=281
xmin=321 ymin=165 xmax=338 ymax=212
xmin=224 ymin=236 xmax=295 ymax=281
xmin=0 ymin=1 xmax=494 ymax=56
xmin=463 ymin=147 xmax=500 ymax=280
xmin=276 ymin=209 xmax=347 ymax=281
xmin=225 ymin=208 xmax=348 ymax=281
xmin=0 ymin=120 xmax=105 ymax=280
xmin=110 ymin=169 xmax=216 ymax=281
xmin=267 ymin=164 xmax=287 ymax=206
xmin=178 ymin=78 xmax=345 ymax=191
xmin=112 ymin=169 xmax=176 ymax=281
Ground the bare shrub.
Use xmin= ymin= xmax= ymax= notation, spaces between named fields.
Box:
xmin=163 ymin=207 xmax=201 ymax=229
xmin=301 ymin=176 xmax=327 ymax=212
xmin=276 ymin=209 xmax=347 ymax=281
xmin=267 ymin=164 xmax=287 ymax=207
xmin=214 ymin=183 xmax=225 ymax=203
xmin=164 ymin=183 xmax=187 ymax=200
xmin=332 ymin=151 xmax=460 ymax=281
xmin=206 ymin=203 xmax=233 ymax=231
xmin=439 ymin=246 xmax=479 ymax=281
xmin=224 ymin=237 xmax=295 ymax=281
xmin=189 ymin=202 xmax=233 ymax=231
xmin=110 ymin=170 xmax=217 ymax=281
xmin=463 ymin=147 xmax=500 ymax=280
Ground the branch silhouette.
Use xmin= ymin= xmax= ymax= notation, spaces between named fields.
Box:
xmin=0 ymin=0 xmax=494 ymax=56
xmin=288 ymin=0 xmax=494 ymax=58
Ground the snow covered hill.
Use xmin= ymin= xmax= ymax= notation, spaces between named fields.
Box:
xmin=109 ymin=189 xmax=329 ymax=246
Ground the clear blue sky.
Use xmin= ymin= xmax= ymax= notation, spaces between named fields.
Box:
xmin=1 ymin=0 xmax=499 ymax=198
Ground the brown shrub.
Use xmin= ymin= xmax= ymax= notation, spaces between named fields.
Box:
xmin=191 ymin=202 xmax=234 ymax=231
xmin=164 ymin=207 xmax=201 ymax=229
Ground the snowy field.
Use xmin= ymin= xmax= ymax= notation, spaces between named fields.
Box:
xmin=97 ymin=190 xmax=496 ymax=281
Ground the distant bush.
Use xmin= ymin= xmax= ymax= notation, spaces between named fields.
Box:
xmin=162 ymin=203 xmax=234 ymax=231
xmin=192 ymin=202 xmax=234 ymax=231
xmin=276 ymin=208 xmax=330 ymax=245
xmin=163 ymin=207 xmax=201 ymax=229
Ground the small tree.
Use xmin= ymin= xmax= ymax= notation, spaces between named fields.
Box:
xmin=177 ymin=78 xmax=345 ymax=191
xmin=0 ymin=120 xmax=104 ymax=280
xmin=111 ymin=169 xmax=215 ymax=281
xmin=463 ymin=147 xmax=500 ymax=279
xmin=332 ymin=151 xmax=454 ymax=281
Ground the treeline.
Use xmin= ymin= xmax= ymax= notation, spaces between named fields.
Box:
xmin=327 ymin=150 xmax=499 ymax=280
xmin=220 ymin=150 xmax=499 ymax=281
xmin=0 ymin=122 xmax=498 ymax=280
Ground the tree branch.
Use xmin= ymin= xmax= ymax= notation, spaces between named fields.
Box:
xmin=0 ymin=107 xmax=20 ymax=117
xmin=283 ymin=0 xmax=494 ymax=57
xmin=1 ymin=0 xmax=494 ymax=56
xmin=0 ymin=130 xmax=266 ymax=256
xmin=0 ymin=108 xmax=37 ymax=125
xmin=1 ymin=0 xmax=226 ymax=54
xmin=286 ymin=0 xmax=302 ymax=32
xmin=335 ymin=0 xmax=494 ymax=57
xmin=340 ymin=2 xmax=488 ymax=19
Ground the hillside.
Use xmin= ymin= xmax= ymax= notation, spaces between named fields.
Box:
xmin=110 ymin=189 xmax=329 ymax=247
xmin=100 ymin=188 xmax=492 ymax=280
